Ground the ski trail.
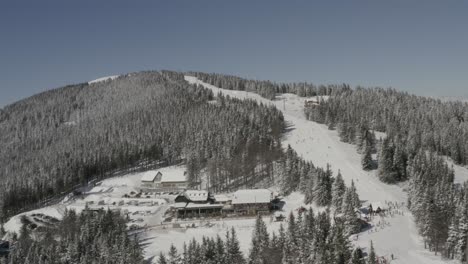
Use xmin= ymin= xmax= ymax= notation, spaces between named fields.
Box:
xmin=185 ymin=76 xmax=456 ymax=264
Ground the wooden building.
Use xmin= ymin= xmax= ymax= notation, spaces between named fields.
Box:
xmin=140 ymin=170 xmax=187 ymax=192
xmin=173 ymin=202 xmax=224 ymax=219
xmin=141 ymin=171 xmax=162 ymax=189
xmin=231 ymin=189 xmax=273 ymax=215
xmin=175 ymin=190 xmax=213 ymax=204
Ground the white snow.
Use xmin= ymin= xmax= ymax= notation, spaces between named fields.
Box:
xmin=443 ymin=156 xmax=468 ymax=184
xmin=88 ymin=75 xmax=119 ymax=84
xmin=184 ymin=190 xmax=209 ymax=202
xmin=3 ymin=205 xmax=65 ymax=237
xmin=232 ymin=189 xmax=272 ymax=204
xmin=160 ymin=170 xmax=186 ymax=183
xmin=214 ymin=194 xmax=230 ymax=203
xmin=184 ymin=75 xmax=457 ymax=264
xmin=141 ymin=171 xmax=160 ymax=182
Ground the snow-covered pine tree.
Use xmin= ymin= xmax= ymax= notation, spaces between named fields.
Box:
xmin=226 ymin=227 xmax=245 ymax=264
xmin=455 ymin=201 xmax=468 ymax=261
xmin=214 ymin=235 xmax=226 ymax=264
xmin=351 ymin=247 xmax=365 ymax=264
xmin=378 ymin=137 xmax=396 ymax=183
xmin=368 ymin=240 xmax=377 ymax=264
xmin=361 ymin=140 xmax=373 ymax=170
xmin=158 ymin=253 xmax=168 ymax=264
xmin=331 ymin=219 xmax=352 ymax=264
xmin=331 ymin=171 xmax=346 ymax=212
xmin=249 ymin=215 xmax=270 ymax=264
xmin=349 ymin=180 xmax=361 ymax=209
xmin=341 ymin=188 xmax=361 ymax=236
xmin=313 ymin=165 xmax=333 ymax=207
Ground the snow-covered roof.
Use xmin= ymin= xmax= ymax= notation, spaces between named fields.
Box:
xmin=185 ymin=203 xmax=223 ymax=209
xmin=141 ymin=171 xmax=160 ymax=182
xmin=232 ymin=189 xmax=272 ymax=205
xmin=184 ymin=190 xmax=208 ymax=202
xmin=161 ymin=171 xmax=186 ymax=183
xmin=214 ymin=194 xmax=230 ymax=203
xmin=173 ymin=202 xmax=188 ymax=209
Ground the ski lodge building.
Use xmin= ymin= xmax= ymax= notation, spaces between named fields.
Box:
xmin=171 ymin=189 xmax=276 ymax=219
xmin=231 ymin=189 xmax=273 ymax=215
xmin=140 ymin=170 xmax=187 ymax=192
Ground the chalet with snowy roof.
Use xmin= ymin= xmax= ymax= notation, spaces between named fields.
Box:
xmin=160 ymin=171 xmax=188 ymax=192
xmin=141 ymin=171 xmax=162 ymax=189
xmin=140 ymin=170 xmax=187 ymax=192
xmin=175 ymin=190 xmax=213 ymax=204
xmin=232 ymin=189 xmax=273 ymax=215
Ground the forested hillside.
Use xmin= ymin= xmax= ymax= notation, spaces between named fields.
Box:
xmin=304 ymin=87 xmax=468 ymax=261
xmin=0 ymin=71 xmax=285 ymax=221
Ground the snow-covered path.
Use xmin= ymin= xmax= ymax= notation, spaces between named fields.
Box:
xmin=185 ymin=76 xmax=456 ymax=264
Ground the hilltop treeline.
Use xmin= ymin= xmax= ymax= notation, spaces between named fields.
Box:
xmin=189 ymin=72 xmax=350 ymax=100
xmin=304 ymin=87 xmax=468 ymax=261
xmin=0 ymin=71 xmax=285 ymax=220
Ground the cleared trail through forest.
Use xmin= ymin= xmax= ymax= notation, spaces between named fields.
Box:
xmin=185 ymin=76 xmax=455 ymax=264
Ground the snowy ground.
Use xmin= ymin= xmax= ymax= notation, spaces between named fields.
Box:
xmin=185 ymin=76 xmax=464 ymax=264
xmin=3 ymin=166 xmax=187 ymax=239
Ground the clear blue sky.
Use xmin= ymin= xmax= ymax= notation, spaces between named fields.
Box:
xmin=1 ymin=0 xmax=467 ymax=107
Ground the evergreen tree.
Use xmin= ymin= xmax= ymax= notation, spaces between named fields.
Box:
xmin=331 ymin=171 xmax=346 ymax=212
xmin=249 ymin=215 xmax=270 ymax=264
xmin=342 ymin=188 xmax=361 ymax=235
xmin=361 ymin=140 xmax=373 ymax=170
xmin=168 ymin=244 xmax=181 ymax=264
xmin=351 ymin=247 xmax=365 ymax=264
xmin=158 ymin=253 xmax=168 ymax=264
xmin=313 ymin=165 xmax=333 ymax=207
xmin=368 ymin=240 xmax=377 ymax=264
xmin=331 ymin=220 xmax=352 ymax=264
xmin=226 ymin=227 xmax=245 ymax=264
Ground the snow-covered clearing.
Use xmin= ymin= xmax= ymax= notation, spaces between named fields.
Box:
xmin=3 ymin=166 xmax=187 ymax=240
xmin=185 ymin=75 xmax=461 ymax=264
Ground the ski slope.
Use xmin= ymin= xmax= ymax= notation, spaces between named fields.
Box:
xmin=185 ymin=76 xmax=459 ymax=264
